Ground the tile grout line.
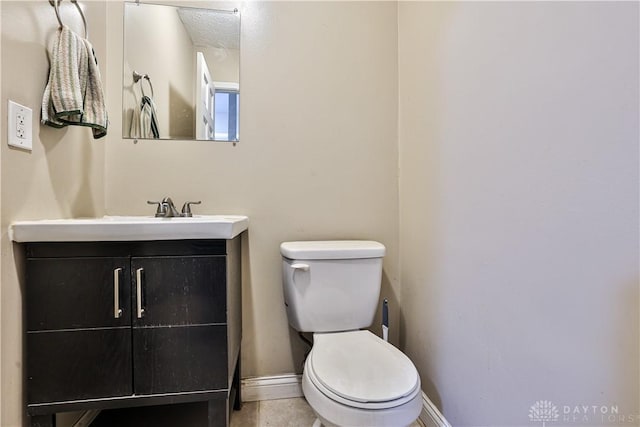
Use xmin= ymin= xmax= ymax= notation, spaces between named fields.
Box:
xmin=257 ymin=398 xmax=262 ymax=427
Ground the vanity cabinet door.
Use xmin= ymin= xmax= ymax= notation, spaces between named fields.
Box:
xmin=26 ymin=257 xmax=131 ymax=330
xmin=26 ymin=257 xmax=133 ymax=404
xmin=132 ymin=324 xmax=228 ymax=395
xmin=27 ymin=329 xmax=132 ymax=404
xmin=130 ymin=255 xmax=226 ymax=327
xmin=130 ymin=255 xmax=228 ymax=395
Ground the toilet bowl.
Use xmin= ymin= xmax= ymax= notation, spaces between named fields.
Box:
xmin=280 ymin=241 xmax=422 ymax=427
xmin=302 ymin=331 xmax=422 ymax=427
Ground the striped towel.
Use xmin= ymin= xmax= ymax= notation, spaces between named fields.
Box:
xmin=42 ymin=25 xmax=108 ymax=139
xmin=129 ymin=93 xmax=160 ymax=139
xmin=140 ymin=95 xmax=160 ymax=139
xmin=129 ymin=95 xmax=160 ymax=139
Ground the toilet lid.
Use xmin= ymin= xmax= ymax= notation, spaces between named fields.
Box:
xmin=309 ymin=331 xmax=419 ymax=403
xmin=280 ymin=241 xmax=385 ymax=260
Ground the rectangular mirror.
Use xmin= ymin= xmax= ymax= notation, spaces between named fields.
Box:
xmin=122 ymin=2 xmax=240 ymax=142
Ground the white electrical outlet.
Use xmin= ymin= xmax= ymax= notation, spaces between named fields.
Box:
xmin=8 ymin=100 xmax=32 ymax=151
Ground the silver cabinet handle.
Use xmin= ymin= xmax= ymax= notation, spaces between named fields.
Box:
xmin=113 ymin=268 xmax=123 ymax=319
xmin=136 ymin=268 xmax=146 ymax=318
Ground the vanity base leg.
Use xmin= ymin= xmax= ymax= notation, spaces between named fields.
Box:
xmin=232 ymin=353 xmax=242 ymax=411
xmin=208 ymin=398 xmax=228 ymax=427
xmin=30 ymin=414 xmax=55 ymax=427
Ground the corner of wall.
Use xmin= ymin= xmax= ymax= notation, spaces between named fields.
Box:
xmin=0 ymin=1 xmax=3 ymax=422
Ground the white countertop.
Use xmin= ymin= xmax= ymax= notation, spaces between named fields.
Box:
xmin=9 ymin=215 xmax=249 ymax=242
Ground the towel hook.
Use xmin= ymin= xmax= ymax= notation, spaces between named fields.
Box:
xmin=133 ymin=71 xmax=154 ymax=99
xmin=48 ymin=0 xmax=88 ymax=39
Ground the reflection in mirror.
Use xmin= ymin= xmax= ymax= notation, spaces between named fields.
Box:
xmin=122 ymin=2 xmax=240 ymax=142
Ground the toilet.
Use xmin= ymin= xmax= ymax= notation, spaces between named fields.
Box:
xmin=280 ymin=241 xmax=422 ymax=427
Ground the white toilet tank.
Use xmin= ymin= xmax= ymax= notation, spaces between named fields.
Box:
xmin=280 ymin=241 xmax=385 ymax=333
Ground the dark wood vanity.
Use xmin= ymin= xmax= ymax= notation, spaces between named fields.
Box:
xmin=23 ymin=237 xmax=242 ymax=427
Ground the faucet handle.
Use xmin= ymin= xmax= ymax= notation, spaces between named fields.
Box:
xmin=181 ymin=201 xmax=201 ymax=217
xmin=147 ymin=200 xmax=166 ymax=217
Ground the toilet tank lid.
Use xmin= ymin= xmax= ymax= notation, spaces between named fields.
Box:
xmin=280 ymin=240 xmax=385 ymax=260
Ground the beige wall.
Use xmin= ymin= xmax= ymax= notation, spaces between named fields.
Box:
xmin=0 ymin=1 xmax=107 ymax=426
xmin=398 ymin=2 xmax=639 ymax=425
xmin=0 ymin=9 xmax=3 ymax=425
xmin=106 ymin=1 xmax=400 ymax=378
xmin=0 ymin=2 xmax=399 ymax=424
xmin=123 ymin=2 xmax=195 ymax=139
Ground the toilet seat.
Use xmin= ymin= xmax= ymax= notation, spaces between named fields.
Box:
xmin=307 ymin=330 xmax=421 ymax=410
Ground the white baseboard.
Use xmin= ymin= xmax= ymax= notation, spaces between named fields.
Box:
xmin=418 ymin=392 xmax=451 ymax=427
xmin=242 ymin=374 xmax=303 ymax=402
xmin=242 ymin=375 xmax=451 ymax=427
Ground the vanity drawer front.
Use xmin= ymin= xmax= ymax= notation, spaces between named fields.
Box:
xmin=26 ymin=257 xmax=131 ymax=331
xmin=132 ymin=324 xmax=227 ymax=395
xmin=27 ymin=328 xmax=132 ymax=404
xmin=131 ymin=255 xmax=226 ymax=327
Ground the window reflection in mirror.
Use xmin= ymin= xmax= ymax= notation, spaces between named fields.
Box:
xmin=214 ymin=83 xmax=239 ymax=141
xmin=122 ymin=2 xmax=240 ymax=142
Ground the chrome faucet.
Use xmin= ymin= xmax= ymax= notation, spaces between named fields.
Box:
xmin=147 ymin=198 xmax=201 ymax=217
xmin=161 ymin=197 xmax=180 ymax=217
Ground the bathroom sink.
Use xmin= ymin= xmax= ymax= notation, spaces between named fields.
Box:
xmin=9 ymin=215 xmax=249 ymax=242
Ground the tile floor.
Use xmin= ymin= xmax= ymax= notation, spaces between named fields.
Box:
xmin=230 ymin=397 xmax=423 ymax=427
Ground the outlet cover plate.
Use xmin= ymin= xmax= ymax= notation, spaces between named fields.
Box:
xmin=8 ymin=100 xmax=33 ymax=151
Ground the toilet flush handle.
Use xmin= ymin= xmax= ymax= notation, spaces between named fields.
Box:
xmin=291 ymin=263 xmax=310 ymax=286
xmin=291 ymin=263 xmax=310 ymax=272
